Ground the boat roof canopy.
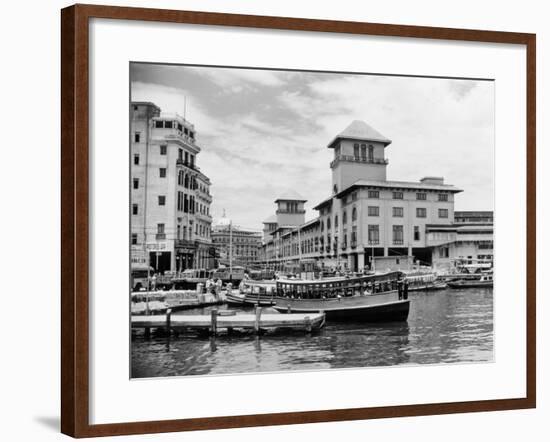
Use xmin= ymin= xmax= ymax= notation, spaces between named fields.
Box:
xmin=277 ymin=271 xmax=403 ymax=286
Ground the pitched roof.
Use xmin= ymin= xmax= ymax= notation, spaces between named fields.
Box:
xmin=274 ymin=189 xmax=307 ymax=202
xmin=327 ymin=120 xmax=392 ymax=148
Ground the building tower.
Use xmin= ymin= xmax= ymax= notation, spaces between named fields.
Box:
xmin=274 ymin=190 xmax=307 ymax=227
xmin=327 ymin=120 xmax=392 ymax=193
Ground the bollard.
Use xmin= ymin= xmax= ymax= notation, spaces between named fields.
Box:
xmin=210 ymin=309 xmax=218 ymax=336
xmin=254 ymin=306 xmax=262 ymax=334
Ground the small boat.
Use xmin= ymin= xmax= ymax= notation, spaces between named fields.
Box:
xmin=225 ymin=280 xmax=277 ymax=306
xmin=447 ymin=273 xmax=493 ymax=289
xmin=272 ymin=271 xmax=410 ymax=322
xmin=404 ymin=271 xmax=447 ymax=291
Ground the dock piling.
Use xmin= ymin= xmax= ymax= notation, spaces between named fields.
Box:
xmin=305 ymin=316 xmax=312 ymax=333
xmin=166 ymin=308 xmax=172 ymax=336
xmin=254 ymin=306 xmax=262 ymax=334
xmin=210 ymin=309 xmax=218 ymax=336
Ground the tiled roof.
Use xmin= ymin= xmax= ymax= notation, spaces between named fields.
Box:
xmin=328 ymin=120 xmax=392 ymax=148
xmin=275 ymin=189 xmax=307 ymax=202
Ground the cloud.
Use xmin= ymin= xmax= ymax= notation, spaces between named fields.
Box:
xmin=131 ymin=65 xmax=494 ymax=228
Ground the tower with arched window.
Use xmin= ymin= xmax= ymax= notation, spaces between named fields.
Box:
xmin=327 ymin=120 xmax=392 ymax=193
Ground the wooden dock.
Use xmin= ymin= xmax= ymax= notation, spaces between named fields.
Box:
xmin=131 ymin=291 xmax=224 ymax=315
xmin=132 ymin=308 xmax=325 ymax=336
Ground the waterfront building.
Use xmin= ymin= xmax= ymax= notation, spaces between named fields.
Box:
xmin=258 ymin=120 xmax=492 ymax=271
xmin=130 ymin=101 xmax=214 ymax=273
xmin=430 ymin=211 xmax=494 ymax=270
xmin=212 ymin=214 xmax=262 ymax=268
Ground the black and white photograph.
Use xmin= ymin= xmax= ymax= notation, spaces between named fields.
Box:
xmin=129 ymin=63 xmax=494 ymax=378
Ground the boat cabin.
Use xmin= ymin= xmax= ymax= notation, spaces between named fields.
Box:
xmin=276 ymin=271 xmax=405 ymax=300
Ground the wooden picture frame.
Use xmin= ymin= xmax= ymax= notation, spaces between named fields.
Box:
xmin=61 ymin=3 xmax=536 ymax=437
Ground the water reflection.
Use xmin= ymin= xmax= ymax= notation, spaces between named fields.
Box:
xmin=131 ymin=287 xmax=493 ymax=378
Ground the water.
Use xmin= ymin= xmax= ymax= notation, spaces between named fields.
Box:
xmin=131 ymin=287 xmax=493 ymax=378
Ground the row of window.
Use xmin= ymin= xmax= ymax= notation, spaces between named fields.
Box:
xmin=153 ymin=120 xmax=195 ymax=139
xmin=366 ymin=206 xmax=448 ymax=218
xmin=368 ymin=190 xmax=449 ymax=201
xmin=318 ymin=207 xmax=449 ymax=232
xmin=131 ymin=194 xmax=209 ymax=216
xmin=133 ymin=144 xmax=197 ymax=168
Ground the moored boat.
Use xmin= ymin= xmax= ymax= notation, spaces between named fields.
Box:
xmin=225 ymin=280 xmax=277 ymax=306
xmin=272 ymin=271 xmax=410 ymax=322
xmin=404 ymin=271 xmax=447 ymax=291
xmin=447 ymin=273 xmax=493 ymax=289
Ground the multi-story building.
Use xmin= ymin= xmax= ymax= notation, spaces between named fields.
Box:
xmin=212 ymin=216 xmax=262 ymax=267
xmin=130 ymin=101 xmax=214 ymax=274
xmin=258 ymin=120 xmax=493 ymax=272
xmin=429 ymin=211 xmax=494 ymax=270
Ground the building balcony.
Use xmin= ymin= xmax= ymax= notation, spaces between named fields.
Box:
xmin=330 ymin=155 xmax=389 ymax=168
xmin=155 ymin=233 xmax=166 ymax=240
xmin=350 ymin=240 xmax=357 ymax=249
xmin=341 ymin=243 xmax=347 ymax=250
xmin=368 ymin=239 xmax=379 ymax=245
xmin=393 ymin=239 xmax=404 ymax=245
xmin=176 ymin=158 xmax=200 ymax=171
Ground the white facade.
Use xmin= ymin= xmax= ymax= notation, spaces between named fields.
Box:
xmin=131 ymin=102 xmax=214 ymax=273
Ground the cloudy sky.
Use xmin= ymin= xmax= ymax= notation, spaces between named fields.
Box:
xmin=131 ymin=63 xmax=494 ymax=231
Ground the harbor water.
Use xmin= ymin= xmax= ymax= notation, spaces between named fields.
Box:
xmin=131 ymin=287 xmax=493 ymax=378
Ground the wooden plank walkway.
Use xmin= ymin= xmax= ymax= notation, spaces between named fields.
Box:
xmin=131 ymin=308 xmax=325 ymax=336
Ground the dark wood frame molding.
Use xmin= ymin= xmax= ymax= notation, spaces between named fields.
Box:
xmin=61 ymin=3 xmax=536 ymax=437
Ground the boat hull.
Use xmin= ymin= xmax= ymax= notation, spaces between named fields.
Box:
xmin=407 ymin=282 xmax=447 ymax=292
xmin=225 ymin=291 xmax=275 ymax=307
xmin=272 ymin=297 xmax=410 ymax=322
xmin=447 ymin=281 xmax=493 ymax=289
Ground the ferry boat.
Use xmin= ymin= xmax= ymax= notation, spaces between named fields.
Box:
xmin=225 ymin=280 xmax=277 ymax=306
xmin=272 ymin=271 xmax=410 ymax=322
xmin=439 ymin=257 xmax=493 ymax=282
xmin=447 ymin=272 xmax=493 ymax=289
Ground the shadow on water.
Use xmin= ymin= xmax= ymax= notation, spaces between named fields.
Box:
xmin=131 ymin=288 xmax=493 ymax=378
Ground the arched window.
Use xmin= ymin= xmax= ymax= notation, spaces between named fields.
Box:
xmin=335 ymin=215 xmax=339 ymax=228
xmin=343 ymin=210 xmax=347 ymax=224
xmin=353 ymin=143 xmax=359 ymax=159
xmin=327 ymin=217 xmax=331 ymax=230
xmin=184 ymin=174 xmax=189 ymax=188
xmin=361 ymin=144 xmax=367 ymax=160
xmin=320 ymin=220 xmax=324 ymax=232
xmin=352 ymin=206 xmax=357 ymax=222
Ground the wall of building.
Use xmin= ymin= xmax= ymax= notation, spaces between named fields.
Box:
xmin=331 ymin=140 xmax=387 ymax=191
